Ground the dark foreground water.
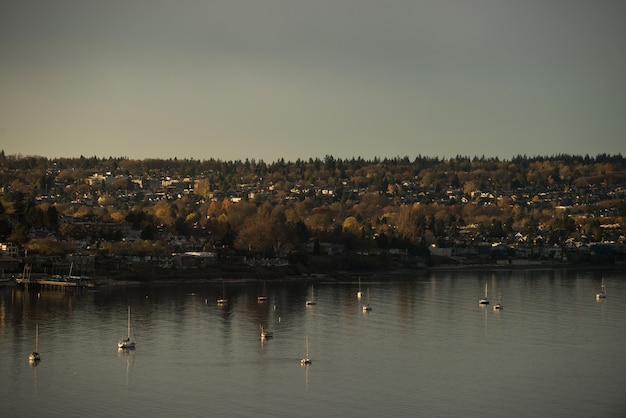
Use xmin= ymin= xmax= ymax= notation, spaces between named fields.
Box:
xmin=1 ymin=268 xmax=625 ymax=417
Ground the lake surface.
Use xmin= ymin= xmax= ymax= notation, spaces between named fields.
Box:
xmin=1 ymin=268 xmax=625 ymax=417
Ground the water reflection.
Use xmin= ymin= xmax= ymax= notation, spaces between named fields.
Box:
xmin=117 ymin=348 xmax=135 ymax=386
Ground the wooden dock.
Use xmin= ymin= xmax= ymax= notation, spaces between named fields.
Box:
xmin=15 ymin=278 xmax=95 ymax=288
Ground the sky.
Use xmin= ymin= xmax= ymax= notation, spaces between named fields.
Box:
xmin=1 ymin=0 xmax=625 ymax=163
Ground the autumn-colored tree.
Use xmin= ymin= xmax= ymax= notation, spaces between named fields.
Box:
xmin=235 ymin=204 xmax=285 ymax=255
xmin=25 ymin=238 xmax=70 ymax=256
xmin=342 ymin=216 xmax=360 ymax=236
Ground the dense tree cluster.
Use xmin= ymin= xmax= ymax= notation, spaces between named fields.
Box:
xmin=0 ymin=150 xmax=624 ymax=260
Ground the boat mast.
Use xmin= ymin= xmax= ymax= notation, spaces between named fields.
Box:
xmin=305 ymin=335 xmax=309 ymax=357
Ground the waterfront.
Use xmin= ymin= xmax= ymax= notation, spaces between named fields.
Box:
xmin=1 ymin=269 xmax=625 ymax=417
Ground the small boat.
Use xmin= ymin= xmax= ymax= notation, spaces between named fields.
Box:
xmin=493 ymin=294 xmax=503 ymax=310
xmin=357 ymin=277 xmax=363 ymax=299
xmin=29 ymin=323 xmax=41 ymax=363
xmin=300 ymin=335 xmax=312 ymax=365
xmin=217 ymin=282 xmax=228 ymax=305
xmin=479 ymin=282 xmax=490 ymax=305
xmin=362 ymin=287 xmax=372 ymax=311
xmin=257 ymin=281 xmax=268 ymax=303
xmin=118 ymin=306 xmax=136 ymax=349
xmin=596 ymin=279 xmax=607 ymax=300
xmin=305 ymin=286 xmax=316 ymax=306
xmin=260 ymin=326 xmax=273 ymax=339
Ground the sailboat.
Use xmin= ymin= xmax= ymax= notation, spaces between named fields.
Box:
xmin=596 ymin=279 xmax=607 ymax=300
xmin=362 ymin=287 xmax=372 ymax=311
xmin=357 ymin=277 xmax=363 ymax=299
xmin=118 ymin=306 xmax=136 ymax=349
xmin=305 ymin=286 xmax=316 ymax=306
xmin=493 ymin=294 xmax=503 ymax=310
xmin=217 ymin=282 xmax=228 ymax=305
xmin=300 ymin=335 xmax=312 ymax=365
xmin=29 ymin=323 xmax=41 ymax=363
xmin=479 ymin=282 xmax=490 ymax=305
xmin=260 ymin=325 xmax=273 ymax=339
xmin=257 ymin=281 xmax=268 ymax=302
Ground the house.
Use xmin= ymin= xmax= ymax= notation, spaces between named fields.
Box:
xmin=429 ymin=244 xmax=452 ymax=257
xmin=0 ymin=242 xmax=20 ymax=258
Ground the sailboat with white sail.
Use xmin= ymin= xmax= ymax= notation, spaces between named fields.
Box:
xmin=118 ymin=306 xmax=136 ymax=349
xmin=357 ymin=277 xmax=363 ymax=299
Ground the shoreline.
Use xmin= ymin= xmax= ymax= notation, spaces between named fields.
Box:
xmin=6 ymin=261 xmax=621 ymax=288
xmin=88 ymin=262 xmax=626 ymax=286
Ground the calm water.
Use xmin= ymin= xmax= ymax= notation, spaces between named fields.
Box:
xmin=1 ymin=269 xmax=625 ymax=417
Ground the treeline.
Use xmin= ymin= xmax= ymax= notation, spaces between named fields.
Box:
xmin=2 ymin=151 xmax=625 ymax=193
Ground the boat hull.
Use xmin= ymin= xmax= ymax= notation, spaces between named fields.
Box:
xmin=118 ymin=340 xmax=136 ymax=349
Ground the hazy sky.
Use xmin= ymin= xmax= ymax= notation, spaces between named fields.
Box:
xmin=1 ymin=0 xmax=625 ymax=162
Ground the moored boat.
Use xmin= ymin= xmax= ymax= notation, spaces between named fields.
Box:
xmin=305 ymin=286 xmax=316 ymax=306
xmin=479 ymin=282 xmax=489 ymax=305
xmin=118 ymin=306 xmax=136 ymax=349
xmin=300 ymin=335 xmax=312 ymax=365
xmin=596 ymin=278 xmax=607 ymax=300
xmin=260 ymin=326 xmax=273 ymax=339
xmin=29 ymin=323 xmax=41 ymax=363
xmin=493 ymin=294 xmax=503 ymax=310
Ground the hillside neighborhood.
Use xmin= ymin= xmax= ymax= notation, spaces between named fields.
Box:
xmin=1 ymin=153 xmax=624 ymax=281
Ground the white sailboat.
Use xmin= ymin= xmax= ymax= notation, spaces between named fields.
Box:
xmin=257 ymin=281 xmax=268 ymax=302
xmin=300 ymin=335 xmax=312 ymax=365
xmin=217 ymin=282 xmax=228 ymax=305
xmin=596 ymin=278 xmax=607 ymax=300
xmin=29 ymin=323 xmax=41 ymax=363
xmin=357 ymin=277 xmax=363 ymax=299
xmin=306 ymin=286 xmax=316 ymax=306
xmin=362 ymin=287 xmax=372 ymax=311
xmin=479 ymin=282 xmax=490 ymax=305
xmin=118 ymin=306 xmax=136 ymax=349
xmin=493 ymin=294 xmax=503 ymax=310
